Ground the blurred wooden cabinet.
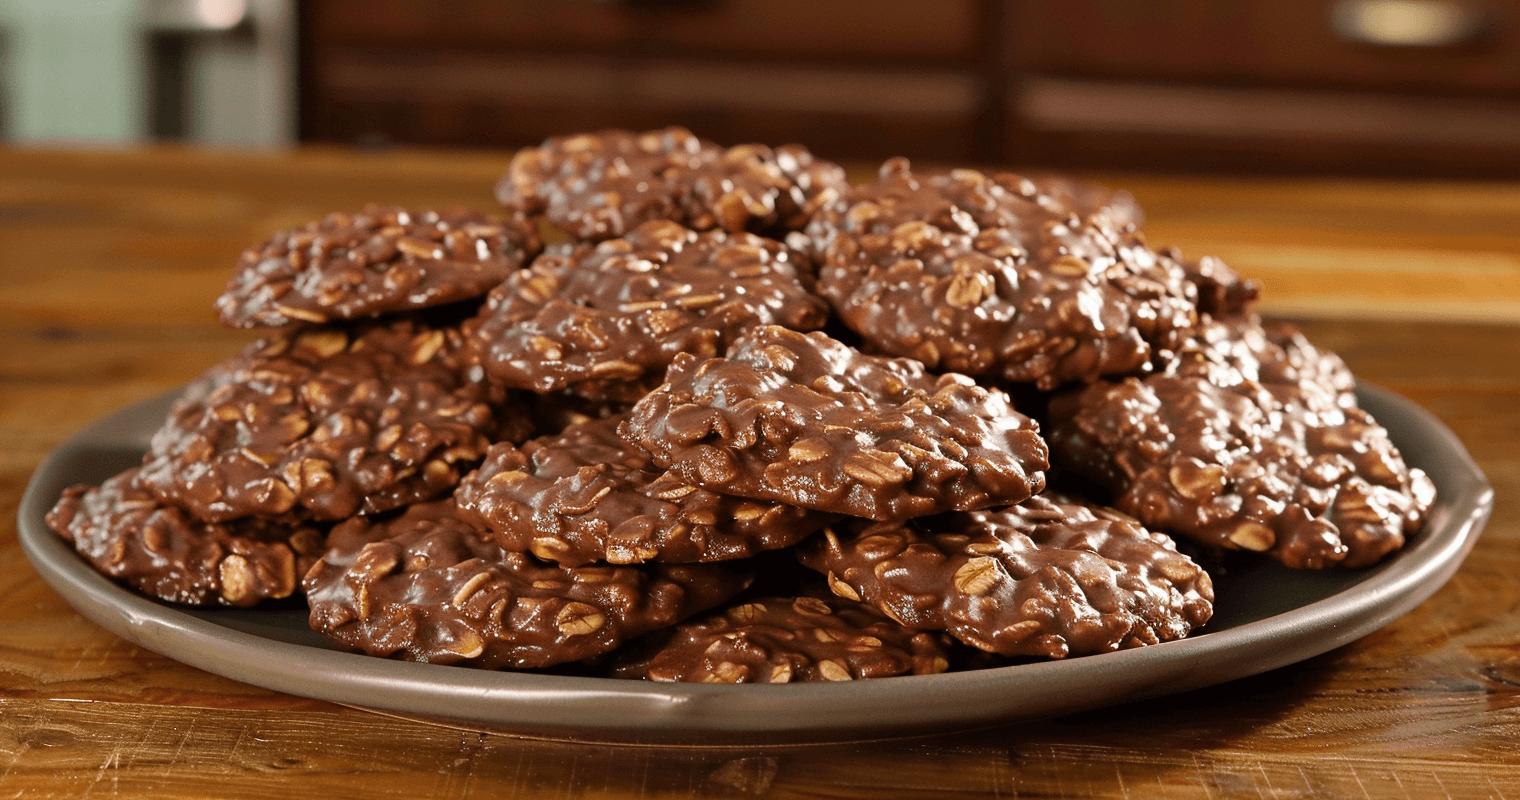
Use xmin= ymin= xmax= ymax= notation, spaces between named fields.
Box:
xmin=300 ymin=0 xmax=1520 ymax=176
xmin=1008 ymin=0 xmax=1520 ymax=175
xmin=299 ymin=0 xmax=989 ymax=162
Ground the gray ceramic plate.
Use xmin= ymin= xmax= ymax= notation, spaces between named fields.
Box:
xmin=17 ymin=384 xmax=1493 ymax=744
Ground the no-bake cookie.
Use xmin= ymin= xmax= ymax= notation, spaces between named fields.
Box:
xmin=806 ymin=159 xmax=1198 ymax=389
xmin=496 ymin=127 xmax=848 ymax=241
xmin=47 ymin=468 xmax=327 ymax=607
xmin=611 ymin=595 xmax=951 ymax=683
xmin=455 ymin=416 xmax=830 ymax=566
xmin=620 ymin=326 xmax=1049 ymax=521
xmin=468 ymin=219 xmax=827 ymax=401
xmin=1165 ymin=248 xmax=1259 ymax=321
xmin=304 ymin=500 xmax=751 ymax=668
xmin=798 ymin=494 xmax=1215 ymax=658
xmin=139 ymin=320 xmax=523 ymax=523
xmin=217 ymin=205 xmax=541 ymax=328
xmin=1048 ymin=318 xmax=1434 ymax=569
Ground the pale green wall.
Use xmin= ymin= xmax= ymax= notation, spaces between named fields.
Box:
xmin=0 ymin=0 xmax=145 ymax=143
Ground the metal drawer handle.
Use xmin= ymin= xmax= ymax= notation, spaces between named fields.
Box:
xmin=1331 ymin=0 xmax=1490 ymax=47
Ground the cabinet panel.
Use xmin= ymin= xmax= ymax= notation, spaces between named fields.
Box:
xmin=300 ymin=0 xmax=1520 ymax=176
xmin=1010 ymin=79 xmax=1520 ymax=177
xmin=304 ymin=49 xmax=981 ymax=160
xmin=307 ymin=0 xmax=631 ymax=50
xmin=650 ymin=0 xmax=978 ymax=60
xmin=308 ymin=0 xmax=977 ymax=61
xmin=1009 ymin=0 xmax=1520 ymax=95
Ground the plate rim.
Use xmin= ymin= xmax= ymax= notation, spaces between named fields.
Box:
xmin=16 ymin=382 xmax=1494 ymax=741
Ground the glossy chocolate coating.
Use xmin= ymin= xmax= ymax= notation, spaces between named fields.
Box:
xmin=304 ymin=500 xmax=752 ymax=669
xmin=47 ymin=468 xmax=327 ymax=607
xmin=496 ymin=127 xmax=847 ymax=241
xmin=140 ymin=320 xmax=523 ymax=523
xmin=455 ymin=416 xmax=830 ymax=566
xmin=620 ymin=326 xmax=1049 ymax=521
xmin=797 ymin=494 xmax=1215 ymax=659
xmin=217 ymin=205 xmax=540 ymax=328
xmin=468 ymin=219 xmax=828 ymax=401
xmin=1048 ymin=317 xmax=1435 ymax=569
xmin=612 ymin=595 xmax=951 ymax=683
xmin=1163 ymin=247 xmax=1260 ymax=320
xmin=807 ymin=159 xmax=1198 ymax=389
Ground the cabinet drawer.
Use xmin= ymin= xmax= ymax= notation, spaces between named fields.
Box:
xmin=1009 ymin=0 xmax=1520 ymax=95
xmin=304 ymin=50 xmax=982 ymax=160
xmin=307 ymin=0 xmax=978 ymax=61
xmin=650 ymin=0 xmax=978 ymax=60
xmin=306 ymin=0 xmax=629 ymax=51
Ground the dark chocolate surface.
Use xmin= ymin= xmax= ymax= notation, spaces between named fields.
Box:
xmin=455 ymin=417 xmax=830 ymax=566
xmin=139 ymin=320 xmax=520 ymax=523
xmin=797 ymin=494 xmax=1215 ymax=658
xmin=807 ymin=159 xmax=1198 ymax=389
xmin=496 ymin=127 xmax=847 ymax=241
xmin=468 ymin=220 xmax=827 ymax=401
xmin=611 ymin=595 xmax=951 ymax=683
xmin=1160 ymin=317 xmax=1357 ymax=404
xmin=46 ymin=468 xmax=327 ymax=607
xmin=303 ymin=500 xmax=751 ymax=669
xmin=216 ymin=205 xmax=540 ymax=328
xmin=620 ymin=326 xmax=1049 ymax=521
xmin=1164 ymin=247 xmax=1260 ymax=320
xmin=1048 ymin=317 xmax=1435 ymax=569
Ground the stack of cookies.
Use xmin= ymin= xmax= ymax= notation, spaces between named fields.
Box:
xmin=47 ymin=128 xmax=1436 ymax=684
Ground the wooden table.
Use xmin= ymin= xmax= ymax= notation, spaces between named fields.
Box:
xmin=2 ymin=147 xmax=1517 ymax=798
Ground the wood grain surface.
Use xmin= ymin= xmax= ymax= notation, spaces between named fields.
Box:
xmin=1 ymin=147 xmax=1516 ymax=799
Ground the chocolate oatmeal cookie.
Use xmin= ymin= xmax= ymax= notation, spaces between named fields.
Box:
xmin=797 ymin=494 xmax=1215 ymax=659
xmin=1048 ymin=318 xmax=1435 ymax=569
xmin=455 ymin=416 xmax=830 ymax=566
xmin=620 ymin=326 xmax=1049 ymax=521
xmin=304 ymin=500 xmax=752 ymax=669
xmin=1160 ymin=318 xmax=1356 ymax=410
xmin=468 ymin=219 xmax=828 ymax=401
xmin=1164 ymin=248 xmax=1259 ymax=320
xmin=806 ymin=159 xmax=1197 ymax=389
xmin=496 ymin=127 xmax=848 ymax=241
xmin=216 ymin=205 xmax=541 ymax=328
xmin=46 ymin=468 xmax=327 ymax=607
xmin=139 ymin=320 xmax=525 ymax=523
xmin=611 ymin=595 xmax=951 ymax=683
